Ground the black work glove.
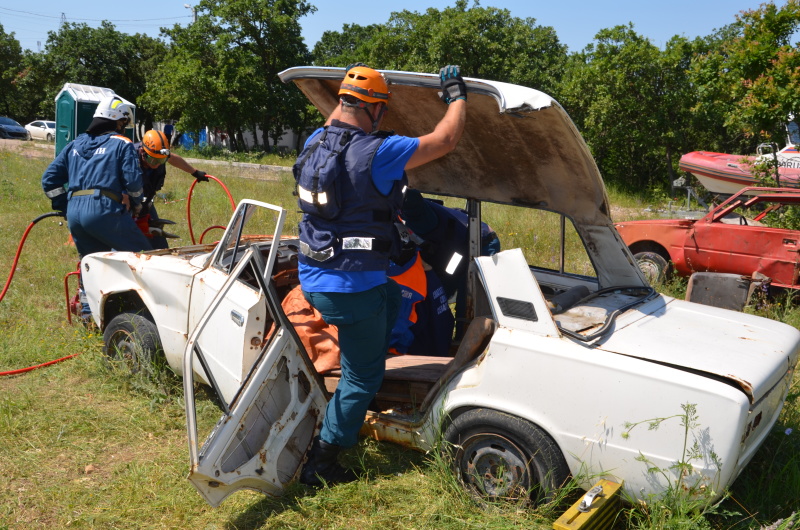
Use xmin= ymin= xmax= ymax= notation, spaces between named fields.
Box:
xmin=345 ymin=62 xmax=368 ymax=72
xmin=439 ymin=65 xmax=467 ymax=104
xmin=50 ymin=197 xmax=67 ymax=217
xmin=192 ymin=169 xmax=209 ymax=182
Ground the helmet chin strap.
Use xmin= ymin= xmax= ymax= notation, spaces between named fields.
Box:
xmin=364 ymin=107 xmax=378 ymax=132
xmin=371 ymin=104 xmax=387 ymax=132
xmin=341 ymin=97 xmax=383 ymax=132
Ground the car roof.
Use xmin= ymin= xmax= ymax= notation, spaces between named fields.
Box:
xmin=279 ymin=67 xmax=612 ymax=227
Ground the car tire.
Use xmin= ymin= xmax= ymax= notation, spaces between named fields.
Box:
xmin=103 ymin=311 xmax=164 ymax=376
xmin=46 ymin=133 xmax=53 ymax=142
xmin=443 ymin=408 xmax=570 ymax=505
xmin=634 ymin=251 xmax=671 ymax=284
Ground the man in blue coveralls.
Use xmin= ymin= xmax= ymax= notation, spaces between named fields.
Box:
xmin=294 ymin=64 xmax=468 ymax=486
xmin=42 ymin=95 xmax=151 ymax=257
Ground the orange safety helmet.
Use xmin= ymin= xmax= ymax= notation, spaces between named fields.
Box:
xmin=338 ymin=66 xmax=390 ymax=105
xmin=142 ymin=129 xmax=170 ymax=158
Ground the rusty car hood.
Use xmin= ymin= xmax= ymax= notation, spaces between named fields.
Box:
xmin=597 ymin=295 xmax=800 ymax=403
xmin=279 ymin=67 xmax=611 ymax=227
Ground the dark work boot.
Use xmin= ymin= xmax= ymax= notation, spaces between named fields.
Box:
xmin=300 ymin=439 xmax=357 ymax=487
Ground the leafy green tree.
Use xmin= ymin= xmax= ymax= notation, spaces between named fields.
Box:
xmin=143 ymin=18 xmax=244 ymax=148
xmin=559 ymin=25 xmax=711 ymax=191
xmin=10 ymin=51 xmax=51 ymax=123
xmin=0 ymin=23 xmax=23 ymax=118
xmin=690 ymin=0 xmax=800 ymax=145
xmin=311 ymin=23 xmax=382 ymax=66
xmin=145 ymin=0 xmax=314 ymax=151
xmin=312 ymin=0 xmax=567 ymax=93
xmin=30 ymin=21 xmax=166 ymax=130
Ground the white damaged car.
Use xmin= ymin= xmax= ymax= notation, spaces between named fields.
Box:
xmin=81 ymin=67 xmax=800 ymax=508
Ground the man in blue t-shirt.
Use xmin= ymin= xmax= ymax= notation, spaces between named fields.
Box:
xmin=295 ymin=65 xmax=468 ymax=487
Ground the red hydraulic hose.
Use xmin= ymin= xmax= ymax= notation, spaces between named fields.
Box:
xmin=1 ymin=212 xmax=65 ymax=303
xmin=186 ymin=175 xmax=235 ymax=245
xmin=199 ymin=226 xmax=227 ymax=244
xmin=0 ymin=354 xmax=80 ymax=377
xmin=1 ymin=212 xmax=82 ymax=376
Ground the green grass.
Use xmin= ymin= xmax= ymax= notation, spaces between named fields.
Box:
xmin=1 ymin=147 xmax=799 ymax=528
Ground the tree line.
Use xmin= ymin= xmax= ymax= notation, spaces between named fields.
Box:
xmin=1 ymin=0 xmax=799 ymax=192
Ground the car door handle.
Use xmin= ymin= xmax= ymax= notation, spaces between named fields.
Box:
xmin=230 ymin=310 xmax=244 ymax=326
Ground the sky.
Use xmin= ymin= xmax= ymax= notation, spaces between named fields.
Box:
xmin=0 ymin=0 xmax=772 ymax=54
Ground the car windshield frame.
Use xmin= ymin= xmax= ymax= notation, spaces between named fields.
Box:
xmin=0 ymin=117 xmax=22 ymax=127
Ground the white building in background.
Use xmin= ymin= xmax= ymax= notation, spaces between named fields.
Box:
xmin=155 ymin=121 xmax=308 ymax=152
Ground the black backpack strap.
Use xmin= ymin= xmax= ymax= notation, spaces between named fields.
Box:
xmin=294 ymin=127 xmax=329 ymax=181
xmin=306 ymin=130 xmax=351 ymax=211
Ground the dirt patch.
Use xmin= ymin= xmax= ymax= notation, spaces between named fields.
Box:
xmin=610 ymin=204 xmax=638 ymax=220
xmin=0 ymin=139 xmax=54 ymax=159
xmin=0 ymin=139 xmax=289 ymax=180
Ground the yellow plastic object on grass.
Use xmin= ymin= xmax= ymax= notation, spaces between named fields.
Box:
xmin=553 ymin=479 xmax=623 ymax=530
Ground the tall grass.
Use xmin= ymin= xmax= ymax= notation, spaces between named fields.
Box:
xmin=1 ymin=147 xmax=799 ymax=528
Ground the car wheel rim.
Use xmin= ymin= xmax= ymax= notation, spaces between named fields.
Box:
xmin=637 ymin=258 xmax=662 ymax=283
xmin=108 ymin=330 xmax=145 ymax=373
xmin=456 ymin=433 xmax=530 ymax=499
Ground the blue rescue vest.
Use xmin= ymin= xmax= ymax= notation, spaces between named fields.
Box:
xmin=295 ymin=121 xmax=407 ymax=272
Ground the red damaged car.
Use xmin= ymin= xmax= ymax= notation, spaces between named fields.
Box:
xmin=615 ymin=187 xmax=800 ymax=288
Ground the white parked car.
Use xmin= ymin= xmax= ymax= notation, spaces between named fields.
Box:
xmin=24 ymin=120 xmax=56 ymax=141
xmin=81 ymin=68 xmax=800 ymax=509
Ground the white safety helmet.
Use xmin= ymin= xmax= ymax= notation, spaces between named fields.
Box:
xmin=93 ymin=95 xmax=132 ymax=123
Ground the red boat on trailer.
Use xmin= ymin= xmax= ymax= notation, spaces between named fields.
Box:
xmin=679 ymin=148 xmax=800 ymax=195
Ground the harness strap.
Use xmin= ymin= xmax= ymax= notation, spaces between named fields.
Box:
xmin=294 ymin=128 xmax=328 ymax=196
xmin=300 ymin=237 xmax=392 ymax=263
xmin=308 ymin=130 xmax=351 ymax=211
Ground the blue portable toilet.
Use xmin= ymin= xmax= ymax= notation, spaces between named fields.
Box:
xmin=54 ymin=83 xmax=136 ymax=157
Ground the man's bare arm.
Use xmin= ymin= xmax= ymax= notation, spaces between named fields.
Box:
xmin=405 ymin=98 xmax=466 ymax=170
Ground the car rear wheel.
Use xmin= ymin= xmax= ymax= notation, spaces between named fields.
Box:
xmin=634 ymin=251 xmax=671 ymax=284
xmin=443 ymin=408 xmax=570 ymax=505
xmin=103 ymin=311 xmax=165 ymax=376
xmin=46 ymin=133 xmax=53 ymax=141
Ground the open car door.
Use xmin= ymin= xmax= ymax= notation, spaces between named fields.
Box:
xmin=183 ymin=200 xmax=329 ymax=507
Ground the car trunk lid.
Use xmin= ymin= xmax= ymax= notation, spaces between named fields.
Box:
xmin=597 ymin=296 xmax=800 ymax=403
xmin=279 ymin=67 xmax=610 ymax=227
